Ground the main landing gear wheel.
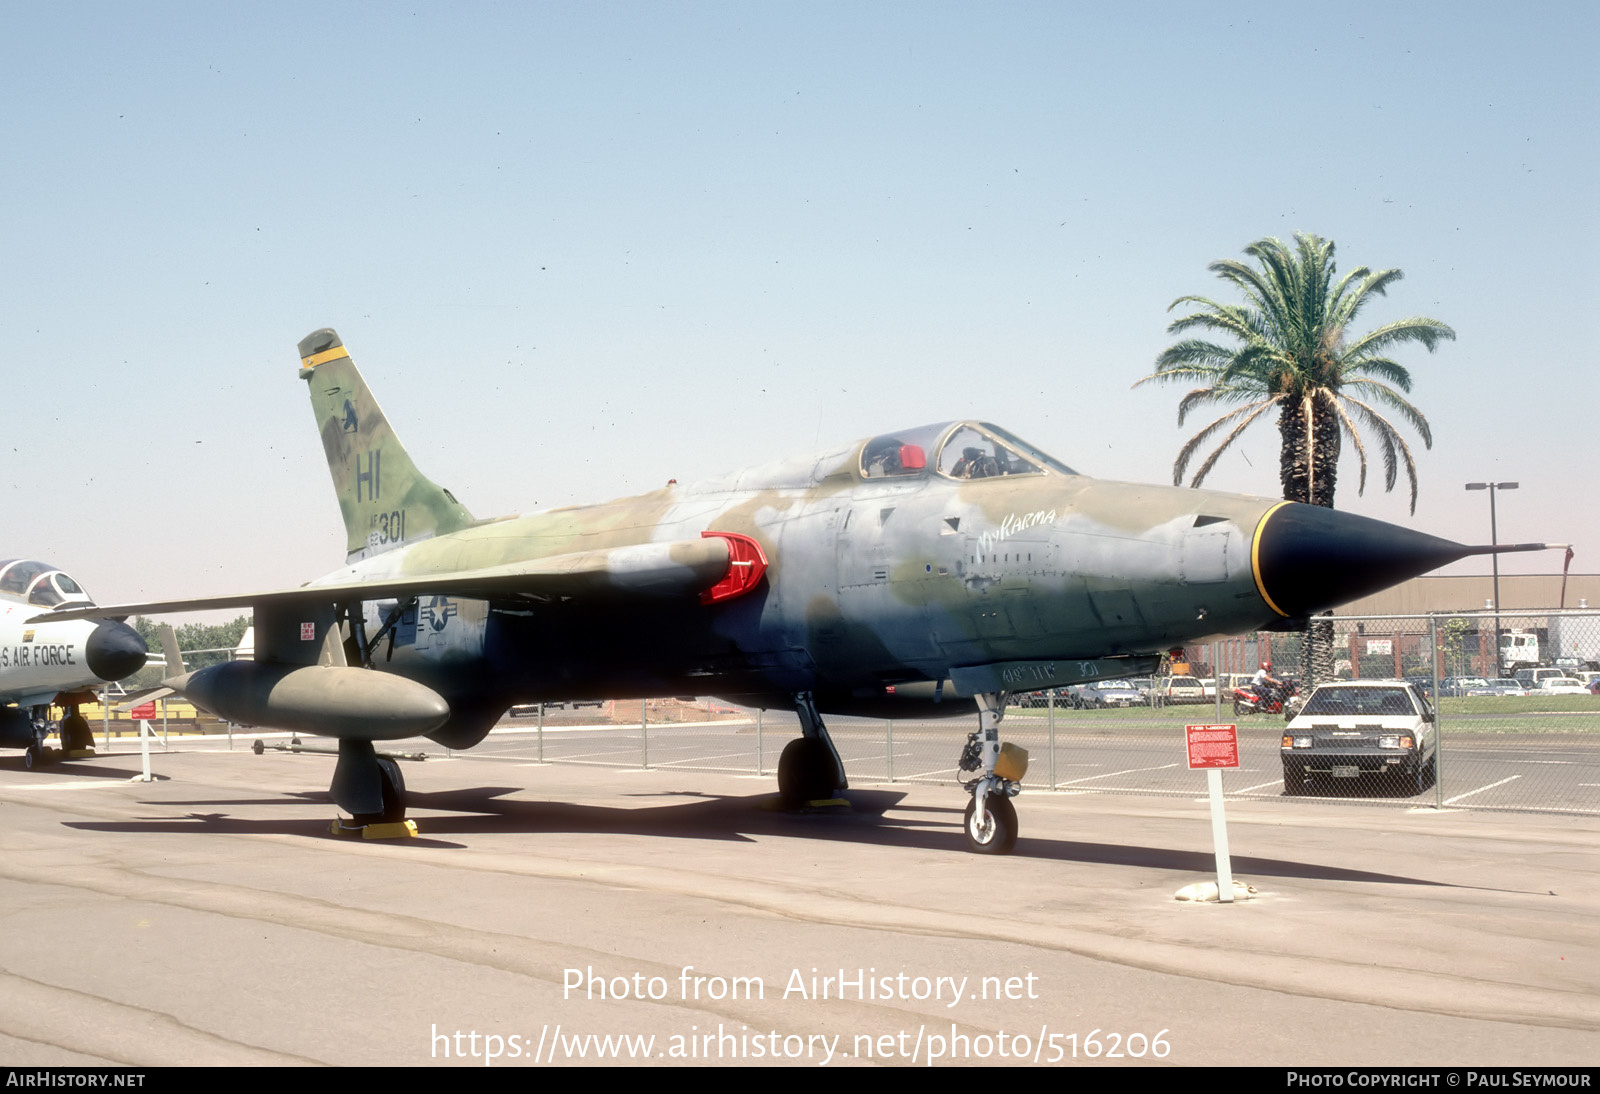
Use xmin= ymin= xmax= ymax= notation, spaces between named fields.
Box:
xmin=963 ymin=794 xmax=1018 ymax=855
xmin=778 ymin=737 xmax=836 ymax=808
xmin=331 ymin=739 xmax=414 ymax=836
xmin=23 ymin=745 xmax=42 ymax=770
xmin=351 ymin=756 xmax=408 ymax=826
xmin=60 ymin=714 xmax=93 ymax=753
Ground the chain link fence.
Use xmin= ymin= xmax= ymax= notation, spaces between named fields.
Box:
xmin=1288 ymin=609 xmax=1600 ymax=814
xmin=509 ymin=610 xmax=1599 ymax=817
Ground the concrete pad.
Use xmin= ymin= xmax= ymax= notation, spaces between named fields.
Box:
xmin=0 ymin=746 xmax=1594 ymax=1066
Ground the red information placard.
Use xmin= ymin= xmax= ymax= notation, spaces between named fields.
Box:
xmin=1185 ymin=723 xmax=1239 ymax=769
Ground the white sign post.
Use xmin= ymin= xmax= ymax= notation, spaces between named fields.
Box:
xmin=131 ymin=719 xmax=155 ymax=783
xmin=1186 ymin=723 xmax=1240 ymax=903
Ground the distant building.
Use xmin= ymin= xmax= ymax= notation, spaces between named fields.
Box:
xmin=1327 ymin=574 xmax=1599 ymax=679
xmin=1333 ymin=573 xmax=1598 ymax=617
xmin=1185 ymin=574 xmax=1599 ymax=681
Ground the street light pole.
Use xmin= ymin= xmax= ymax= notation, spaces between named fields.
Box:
xmin=1465 ymin=481 xmax=1519 ymax=676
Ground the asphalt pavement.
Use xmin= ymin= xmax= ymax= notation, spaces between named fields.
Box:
xmin=0 ymin=731 xmax=1595 ymax=1067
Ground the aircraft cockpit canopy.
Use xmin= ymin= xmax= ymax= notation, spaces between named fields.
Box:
xmin=860 ymin=422 xmax=1077 ymax=481
xmin=0 ymin=559 xmax=94 ymax=609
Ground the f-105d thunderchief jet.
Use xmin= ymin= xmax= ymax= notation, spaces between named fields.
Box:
xmin=2 ymin=559 xmax=147 ymax=767
xmin=40 ymin=329 xmax=1540 ymax=850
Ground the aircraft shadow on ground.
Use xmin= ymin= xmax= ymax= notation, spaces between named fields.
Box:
xmin=0 ymin=756 xmax=166 ymax=781
xmin=51 ymin=782 xmax=1500 ymax=891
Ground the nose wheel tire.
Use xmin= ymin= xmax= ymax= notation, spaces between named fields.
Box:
xmin=963 ymin=794 xmax=1018 ymax=855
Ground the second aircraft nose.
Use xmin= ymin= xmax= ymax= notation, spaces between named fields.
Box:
xmin=85 ymin=619 xmax=148 ymax=682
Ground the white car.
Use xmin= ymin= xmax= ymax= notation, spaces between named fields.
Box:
xmin=1536 ymin=678 xmax=1589 ymax=695
xmin=1514 ymin=668 xmax=1569 ymax=690
xmin=1076 ymin=680 xmax=1143 ymax=708
xmin=1281 ymin=680 xmax=1437 ymax=795
xmin=1476 ymin=678 xmax=1528 ymax=696
xmin=1158 ymin=675 xmax=1207 ymax=704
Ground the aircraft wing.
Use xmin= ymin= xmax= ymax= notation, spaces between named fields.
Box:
xmin=31 ymin=535 xmax=746 ymax=624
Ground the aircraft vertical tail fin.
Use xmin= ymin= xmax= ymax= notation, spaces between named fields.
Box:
xmin=298 ymin=328 xmax=475 ymax=562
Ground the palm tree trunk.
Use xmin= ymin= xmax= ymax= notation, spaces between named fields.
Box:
xmin=1279 ymin=400 xmax=1341 ymax=686
xmin=1278 ymin=397 xmax=1341 ymax=507
xmin=1299 ymin=618 xmax=1336 ymax=689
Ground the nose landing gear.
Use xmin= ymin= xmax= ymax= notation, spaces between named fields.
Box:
xmin=957 ymin=692 xmax=1026 ymax=854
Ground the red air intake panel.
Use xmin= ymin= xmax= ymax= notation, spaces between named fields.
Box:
xmin=700 ymin=531 xmax=770 ymax=604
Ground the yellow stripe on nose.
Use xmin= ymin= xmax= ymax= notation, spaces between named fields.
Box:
xmin=1251 ymin=501 xmax=1293 ymax=617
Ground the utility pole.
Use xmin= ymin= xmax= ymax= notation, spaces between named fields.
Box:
xmin=1465 ymin=481 xmax=1518 ymax=676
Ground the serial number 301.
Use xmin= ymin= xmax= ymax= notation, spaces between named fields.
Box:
xmin=369 ymin=509 xmax=407 ymax=545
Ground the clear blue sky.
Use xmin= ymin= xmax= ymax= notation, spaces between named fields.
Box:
xmin=5 ymin=2 xmax=1595 ymax=611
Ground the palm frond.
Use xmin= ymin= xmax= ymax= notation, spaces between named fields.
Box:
xmin=1166 ymin=304 xmax=1259 ymax=342
xmin=1344 ymin=397 xmax=1424 ymax=513
xmin=1340 ymin=382 xmax=1433 ymax=447
xmin=1338 ymin=355 xmax=1414 ymax=392
xmin=1184 ymin=400 xmax=1281 ymax=488
xmin=1343 ymin=316 xmax=1457 ymax=358
xmin=1338 ymin=268 xmax=1406 ymax=329
xmin=1171 ymin=399 xmax=1278 ymax=486
xmin=1325 ymin=265 xmax=1375 ymax=335
xmin=1177 ymin=386 xmax=1271 ymax=426
xmin=1216 ymin=343 xmax=1282 ymax=387
xmin=1323 ymin=393 xmax=1372 ymax=497
xmin=1136 ymin=340 xmax=1242 ymax=387
xmin=1205 ymin=257 xmax=1277 ymax=318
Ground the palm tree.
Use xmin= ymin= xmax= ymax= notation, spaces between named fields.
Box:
xmin=1135 ymin=232 xmax=1453 ymax=515
xmin=1136 ymin=233 xmax=1454 ymax=684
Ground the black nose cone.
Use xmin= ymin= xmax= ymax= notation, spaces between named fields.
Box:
xmin=86 ymin=620 xmax=148 ymax=681
xmin=1253 ymin=502 xmax=1471 ymax=619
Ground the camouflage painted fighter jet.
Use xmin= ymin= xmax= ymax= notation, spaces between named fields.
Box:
xmin=38 ymin=329 xmax=1540 ymax=851
xmin=2 ymin=559 xmax=147 ymax=766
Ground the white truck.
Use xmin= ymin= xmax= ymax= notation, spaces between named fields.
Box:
xmin=1499 ymin=630 xmax=1539 ymax=673
xmin=1544 ymin=613 xmax=1600 ymax=672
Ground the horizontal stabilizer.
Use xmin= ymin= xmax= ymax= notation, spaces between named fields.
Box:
xmin=112 ymin=686 xmax=176 ymax=711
